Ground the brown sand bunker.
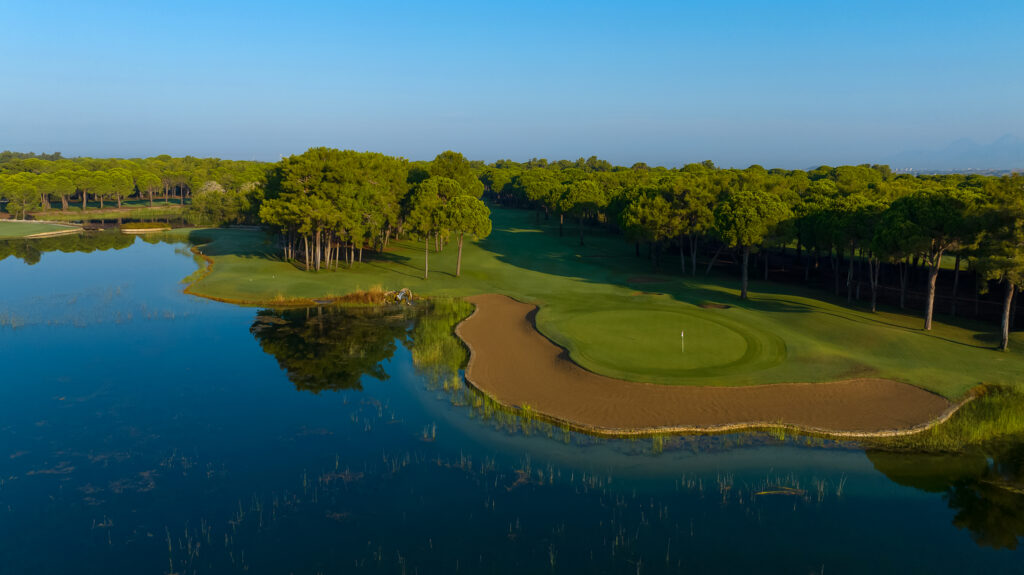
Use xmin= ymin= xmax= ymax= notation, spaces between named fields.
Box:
xmin=455 ymin=294 xmax=955 ymax=436
xmin=698 ymin=302 xmax=731 ymax=309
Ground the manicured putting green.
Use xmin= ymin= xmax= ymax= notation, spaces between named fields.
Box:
xmin=559 ymin=309 xmax=748 ymax=373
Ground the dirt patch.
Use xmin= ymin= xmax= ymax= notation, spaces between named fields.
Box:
xmin=456 ymin=294 xmax=955 ymax=436
xmin=698 ymin=302 xmax=730 ymax=309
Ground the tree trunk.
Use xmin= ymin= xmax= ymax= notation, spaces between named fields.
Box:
xmin=99 ymin=195 xmax=104 ymax=210
xmin=1000 ymin=280 xmax=1015 ymax=351
xmin=923 ymin=254 xmax=943 ymax=331
xmin=456 ymin=233 xmax=464 ymax=277
xmin=82 ymin=191 xmax=87 ymax=210
xmin=559 ymin=213 xmax=564 ymax=237
xmin=423 ymin=236 xmax=429 ymax=280
xmin=832 ymin=249 xmax=842 ymax=296
xmin=61 ymin=195 xmax=68 ymax=210
xmin=705 ymin=245 xmax=723 ymax=276
xmin=317 ymin=229 xmax=324 ymax=270
xmin=869 ymin=257 xmax=880 ymax=313
xmin=974 ymin=273 xmax=981 ymax=317
xmin=740 ymin=246 xmax=750 ymax=299
xmin=690 ymin=234 xmax=698 ymax=276
xmin=846 ymin=243 xmax=855 ymax=304
xmin=1013 ymin=288 xmax=1020 ymax=332
xmin=679 ymin=233 xmax=686 ymax=275
xmin=117 ymin=195 xmax=122 ymax=209
xmin=149 ymin=189 xmax=154 ymax=208
xmin=303 ymin=235 xmax=310 ymax=271
xmin=899 ymin=259 xmax=908 ymax=309
xmin=951 ymin=254 xmax=961 ymax=317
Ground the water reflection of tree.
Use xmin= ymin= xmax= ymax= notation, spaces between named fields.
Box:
xmin=251 ymin=305 xmax=416 ymax=392
xmin=869 ymin=440 xmax=1024 ymax=550
xmin=405 ymin=298 xmax=473 ymax=388
xmin=947 ymin=466 xmax=1024 ymax=550
xmin=0 ymin=231 xmax=135 ymax=264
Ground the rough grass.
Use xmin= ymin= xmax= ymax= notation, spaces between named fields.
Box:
xmin=0 ymin=221 xmax=79 ymax=238
xmin=872 ymin=385 xmax=1024 ymax=451
xmin=173 ymin=207 xmax=1024 ymax=399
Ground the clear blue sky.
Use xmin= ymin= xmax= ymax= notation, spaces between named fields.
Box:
xmin=3 ymin=1 xmax=1021 ymax=168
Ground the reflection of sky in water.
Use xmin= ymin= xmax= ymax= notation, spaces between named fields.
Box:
xmin=0 ymin=240 xmax=211 ymax=327
xmin=0 ymin=239 xmax=1022 ymax=573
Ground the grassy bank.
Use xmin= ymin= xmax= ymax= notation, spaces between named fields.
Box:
xmin=869 ymin=385 xmax=1024 ymax=451
xmin=0 ymin=220 xmax=81 ymax=238
xmin=29 ymin=201 xmax=185 ymax=222
xmin=176 ymin=207 xmax=1024 ymax=399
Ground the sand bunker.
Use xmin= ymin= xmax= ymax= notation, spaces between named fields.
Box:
xmin=455 ymin=294 xmax=955 ymax=436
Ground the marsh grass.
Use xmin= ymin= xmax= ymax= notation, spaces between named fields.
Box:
xmin=871 ymin=385 xmax=1024 ymax=452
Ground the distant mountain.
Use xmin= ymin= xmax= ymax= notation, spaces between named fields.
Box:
xmin=884 ymin=135 xmax=1024 ymax=172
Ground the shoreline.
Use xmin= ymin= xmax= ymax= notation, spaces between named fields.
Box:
xmin=455 ymin=293 xmax=968 ymax=438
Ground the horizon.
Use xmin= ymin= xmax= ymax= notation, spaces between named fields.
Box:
xmin=3 ymin=1 xmax=1023 ymax=169
xmin=5 ymin=134 xmax=1020 ymax=174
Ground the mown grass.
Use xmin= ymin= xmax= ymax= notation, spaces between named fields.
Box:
xmin=31 ymin=202 xmax=184 ymax=222
xmin=172 ymin=207 xmax=1024 ymax=399
xmin=0 ymin=221 xmax=79 ymax=238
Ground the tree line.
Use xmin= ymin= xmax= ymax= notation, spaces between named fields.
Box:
xmin=480 ymin=159 xmax=1023 ymax=349
xmin=258 ymin=148 xmax=491 ymax=278
xmin=0 ymin=154 xmax=265 ymax=219
xmin=3 ymin=149 xmax=1020 ymax=348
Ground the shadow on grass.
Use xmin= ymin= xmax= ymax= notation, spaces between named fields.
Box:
xmin=186 ymin=228 xmax=416 ymax=270
xmin=476 ymin=208 xmax=1003 ymax=351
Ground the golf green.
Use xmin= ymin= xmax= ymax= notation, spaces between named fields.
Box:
xmin=558 ymin=309 xmax=748 ymax=373
xmin=173 ymin=207 xmax=1024 ymax=400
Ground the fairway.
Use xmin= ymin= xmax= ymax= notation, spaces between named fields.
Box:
xmin=178 ymin=207 xmax=1024 ymax=400
xmin=0 ymin=220 xmax=80 ymax=238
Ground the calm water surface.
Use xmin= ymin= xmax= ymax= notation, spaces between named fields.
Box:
xmin=1 ymin=237 xmax=1022 ymax=574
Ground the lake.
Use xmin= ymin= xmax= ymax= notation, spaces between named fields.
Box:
xmin=1 ymin=236 xmax=1022 ymax=574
